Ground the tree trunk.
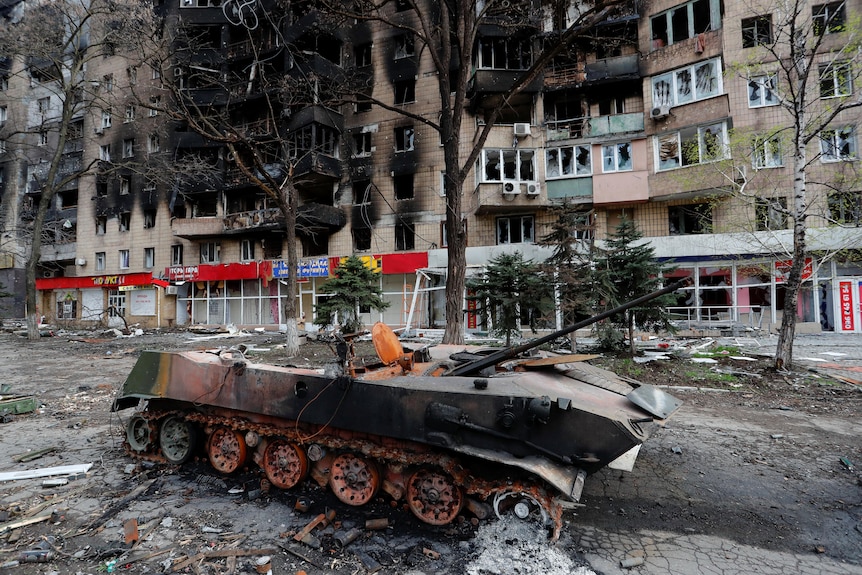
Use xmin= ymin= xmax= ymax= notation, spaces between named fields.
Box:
xmin=26 ymin=182 xmax=52 ymax=340
xmin=442 ymin=162 xmax=466 ymax=345
xmin=281 ymin=181 xmax=300 ymax=357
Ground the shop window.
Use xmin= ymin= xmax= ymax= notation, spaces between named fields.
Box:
xmin=395 ymin=222 xmax=414 ymax=251
xmin=496 ymin=215 xmax=534 ymax=244
xmin=394 ymin=173 xmax=414 ymax=200
xmin=669 ymin=203 xmax=712 ymax=234
xmin=755 ymin=197 xmax=787 ymax=230
xmin=56 ymin=299 xmax=77 ymax=320
xmin=742 ymin=15 xmax=772 ymax=47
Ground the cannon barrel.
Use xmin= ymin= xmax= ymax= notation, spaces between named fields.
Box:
xmin=446 ymin=276 xmax=692 ymax=377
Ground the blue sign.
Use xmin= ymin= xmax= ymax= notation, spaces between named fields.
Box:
xmin=273 ymin=258 xmax=329 ymax=278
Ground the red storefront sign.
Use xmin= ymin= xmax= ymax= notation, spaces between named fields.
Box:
xmin=774 ymin=258 xmax=813 ymax=283
xmin=36 ymin=273 xmax=164 ymax=290
xmin=839 ymin=281 xmax=854 ymax=331
xmin=166 ymin=261 xmax=272 ymax=282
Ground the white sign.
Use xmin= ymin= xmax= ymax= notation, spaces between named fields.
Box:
xmin=129 ymin=289 xmax=156 ymax=316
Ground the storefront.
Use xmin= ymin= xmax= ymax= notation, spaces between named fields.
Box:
xmin=35 ymin=273 xmax=169 ymax=329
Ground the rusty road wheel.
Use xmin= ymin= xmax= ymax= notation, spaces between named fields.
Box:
xmin=329 ymin=453 xmax=379 ymax=506
xmin=159 ymin=416 xmax=197 ymax=464
xmin=406 ymin=469 xmax=463 ymax=525
xmin=207 ymin=426 xmax=247 ymax=474
xmin=262 ymin=439 xmax=308 ymax=489
xmin=126 ymin=414 xmax=156 ymax=453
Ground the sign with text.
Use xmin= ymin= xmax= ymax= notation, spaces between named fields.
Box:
xmin=273 ymin=258 xmax=329 ymax=278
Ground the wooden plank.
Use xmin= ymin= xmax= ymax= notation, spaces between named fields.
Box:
xmin=520 ymin=354 xmax=600 ymax=368
xmin=0 ymin=463 xmax=92 ymax=482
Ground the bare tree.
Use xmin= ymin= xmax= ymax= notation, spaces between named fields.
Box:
xmin=318 ymin=0 xmax=633 ymax=344
xmin=0 ymin=0 xmax=162 ymax=340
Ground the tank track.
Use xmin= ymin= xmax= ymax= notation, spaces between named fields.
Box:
xmin=122 ymin=408 xmax=564 ymax=539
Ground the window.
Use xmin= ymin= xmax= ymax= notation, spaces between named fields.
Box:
xmin=99 ymin=145 xmax=111 ymax=162
xmin=143 ymin=209 xmax=156 ymax=229
xmin=353 ymin=228 xmax=372 ymax=251
xmin=126 ymin=66 xmax=137 ymax=85
xmin=0 ymin=105 xmax=5 ymax=124
xmin=546 ymin=145 xmax=592 ymax=178
xmin=496 ymin=215 xmax=534 ymax=244
xmin=119 ymin=212 xmax=130 ymax=231
xmin=0 ymin=140 xmax=5 ymax=155
xmin=828 ymin=192 xmax=862 ymax=225
xmin=148 ymin=95 xmax=160 ymax=116
xmin=481 ymin=149 xmax=536 ymax=182
xmin=748 ymin=75 xmax=778 ymax=107
xmin=171 ymin=244 xmax=183 ymax=266
xmin=669 ymin=203 xmax=712 ymax=234
xmin=101 ymin=109 xmax=112 ymax=129
xmin=650 ymin=0 xmax=718 ymax=49
xmin=96 ymin=216 xmax=107 ymax=235
xmin=819 ymin=61 xmax=852 ymax=98
xmin=813 ymin=2 xmax=846 ymax=36
xmin=353 ymin=179 xmax=372 ymax=204
xmin=354 ymin=43 xmax=372 ymax=67
xmin=200 ymin=242 xmax=220 ymax=263
xmin=756 ymin=197 xmax=787 ymax=230
xmin=124 ymin=105 xmax=135 ymax=123
xmin=103 ymin=74 xmax=114 ymax=92
xmin=476 ymin=37 xmax=531 ymax=70
xmin=601 ymin=142 xmax=633 ymax=173
xmin=38 ymin=132 xmax=48 ymax=146
xmin=37 ymin=97 xmax=50 ymax=118
xmin=395 ymin=222 xmax=415 ymax=251
xmin=652 ymin=58 xmax=722 ymax=107
xmin=656 ymin=121 xmax=727 ymax=171
xmin=353 ymin=132 xmax=372 ymax=156
xmin=742 ymin=15 xmax=773 ymax=47
xmin=122 ymin=139 xmax=134 ymax=158
xmin=148 ymin=134 xmax=160 ymax=153
xmin=394 ymin=79 xmax=415 ymax=105
xmin=144 ymin=247 xmax=155 ymax=269
xmin=120 ymin=176 xmax=131 ymax=195
xmin=151 ymin=61 xmax=161 ymax=80
xmin=394 ymin=34 xmax=414 ymax=59
xmin=119 ymin=249 xmax=130 ymax=269
xmin=395 ymin=126 xmax=414 ymax=152
xmin=752 ymin=134 xmax=783 ymax=168
xmin=0 ymin=76 xmax=7 ymax=91
xmin=394 ymin=173 xmax=414 ymax=200
xmin=820 ymin=126 xmax=857 ymax=161
xmin=96 ymin=252 xmax=106 ymax=271
xmin=241 ymin=239 xmax=254 ymax=261
xmin=355 ymin=95 xmax=372 ymax=113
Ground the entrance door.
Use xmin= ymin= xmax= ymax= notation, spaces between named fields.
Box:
xmin=835 ymin=279 xmax=862 ymax=333
xmin=107 ymin=289 xmax=127 ymax=329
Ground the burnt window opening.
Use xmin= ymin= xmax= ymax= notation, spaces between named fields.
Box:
xmin=395 ymin=222 xmax=415 ymax=251
xmin=96 ymin=179 xmax=108 ymax=197
xmin=143 ymin=209 xmax=156 ymax=229
xmin=813 ymin=2 xmax=846 ymax=35
xmin=192 ymin=197 xmax=218 ymax=217
xmin=394 ymin=79 xmax=415 ymax=105
xmin=598 ymin=97 xmax=625 ymax=116
xmin=352 ymin=132 xmax=372 ymax=156
xmin=353 ymin=227 xmax=372 ymax=251
xmin=669 ymin=203 xmax=712 ymax=235
xmin=395 ymin=0 xmax=411 ymax=11
xmin=742 ymin=15 xmax=773 ymax=47
xmin=119 ymin=212 xmax=131 ymax=232
xmin=650 ymin=0 xmax=715 ymax=49
xmin=394 ymin=173 xmax=414 ymax=200
xmin=59 ymin=190 xmax=78 ymax=209
xmin=395 ymin=126 xmax=415 ymax=152
xmin=355 ymin=95 xmax=372 ymax=113
xmin=394 ymin=34 xmax=414 ymax=59
xmin=354 ymin=42 xmax=372 ymax=67
xmin=263 ymin=239 xmax=282 ymax=260
xmin=120 ymin=175 xmax=131 ymax=195
xmin=288 ymin=124 xmax=339 ymax=157
xmin=496 ymin=214 xmax=534 ymax=244
xmin=476 ymin=37 xmax=531 ymax=70
xmin=295 ymin=32 xmax=342 ymax=65
xmin=353 ymin=179 xmax=372 ymax=204
xmin=301 ymin=234 xmax=328 ymax=257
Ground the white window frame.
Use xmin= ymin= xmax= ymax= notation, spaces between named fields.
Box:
xmin=124 ymin=105 xmax=136 ymax=123
xmin=655 ymin=121 xmax=728 ymax=171
xmin=496 ymin=214 xmax=535 ymax=245
xmin=143 ymin=247 xmax=155 ymax=269
xmin=240 ymin=239 xmax=254 ymax=261
xmin=99 ymin=145 xmax=111 ymax=162
xmin=122 ymin=139 xmax=134 ymax=158
xmin=752 ymin=134 xmax=783 ymax=169
xmin=652 ymin=58 xmax=723 ymax=108
xmin=545 ymin=144 xmax=592 ymax=178
xmin=171 ymin=244 xmax=183 ymax=266
xmin=601 ymin=141 xmax=633 ymax=173
xmin=480 ymin=148 xmax=537 ymax=183
xmin=819 ymin=61 xmax=852 ymax=98
xmin=148 ymin=96 xmax=160 ymax=116
xmin=119 ymin=249 xmax=130 ymax=269
xmin=819 ymin=126 xmax=857 ymax=162
xmin=0 ymin=106 xmax=6 ymax=123
xmin=95 ymin=252 xmax=106 ymax=271
xmin=101 ymin=109 xmax=112 ymax=129
xmin=748 ymin=74 xmax=779 ymax=107
xmin=200 ymin=242 xmax=220 ymax=264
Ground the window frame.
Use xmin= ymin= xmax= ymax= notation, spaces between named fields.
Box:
xmin=652 ymin=58 xmax=723 ymax=108
xmin=394 ymin=126 xmax=415 ymax=152
xmin=655 ymin=121 xmax=728 ymax=171
xmin=813 ymin=2 xmax=846 ymax=36
xmin=601 ymin=141 xmax=633 ymax=173
xmin=119 ymin=249 xmax=130 ymax=269
xmin=143 ymin=247 xmax=155 ymax=269
xmin=755 ymin=197 xmax=788 ymax=230
xmin=480 ymin=148 xmax=537 ymax=183
xmin=820 ymin=126 xmax=857 ymax=162
xmin=752 ymin=134 xmax=784 ymax=169
xmin=394 ymin=222 xmax=415 ymax=251
xmin=819 ymin=61 xmax=852 ymax=99
xmin=171 ymin=244 xmax=183 ymax=266
xmin=741 ymin=15 xmax=773 ymax=47
xmin=200 ymin=241 xmax=220 ymax=263
xmin=748 ymin=74 xmax=779 ymax=107
xmin=95 ymin=252 xmax=106 ymax=271
xmin=545 ymin=144 xmax=592 ymax=179
xmin=495 ymin=214 xmax=535 ymax=245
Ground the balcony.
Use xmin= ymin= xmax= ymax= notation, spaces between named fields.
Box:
xmin=593 ymin=170 xmax=649 ymax=205
xmin=474 ymin=181 xmax=548 ymax=215
xmin=172 ymin=216 xmax=224 ymax=239
xmin=584 ymin=54 xmax=640 ymax=85
xmin=468 ymin=69 xmax=543 ymax=97
xmin=544 ymin=63 xmax=585 ymax=89
xmin=547 ymin=112 xmax=644 ymax=142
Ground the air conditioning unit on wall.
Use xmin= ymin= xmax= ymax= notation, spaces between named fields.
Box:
xmin=513 ymin=123 xmax=531 ymax=137
xmin=501 ymin=180 xmax=519 ymax=195
xmin=524 ymin=182 xmax=541 ymax=196
xmin=650 ymin=105 xmax=671 ymax=119
xmin=166 ymin=285 xmax=178 ymax=295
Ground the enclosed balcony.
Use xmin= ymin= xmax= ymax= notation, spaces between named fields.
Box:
xmin=584 ymin=54 xmax=640 ymax=85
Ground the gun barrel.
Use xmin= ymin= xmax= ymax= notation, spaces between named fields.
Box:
xmin=446 ymin=276 xmax=692 ymax=377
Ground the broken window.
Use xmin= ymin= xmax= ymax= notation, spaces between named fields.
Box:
xmin=395 ymin=222 xmax=414 ymax=251
xmin=656 ymin=122 xmax=726 ymax=170
xmin=742 ymin=15 xmax=773 ymax=47
xmin=546 ymin=145 xmax=592 ymax=178
xmin=481 ymin=149 xmax=536 ymax=182
xmin=353 ymin=227 xmax=372 ymax=251
xmin=496 ymin=215 xmax=534 ymax=245
xmin=819 ymin=61 xmax=852 ymax=98
xmin=602 ymin=142 xmax=632 ymax=172
xmin=120 ymin=176 xmax=131 ymax=195
xmin=200 ymin=241 xmax=220 ymax=263
xmin=354 ymin=43 xmax=372 ymax=67
xmin=119 ymin=212 xmax=131 ymax=232
xmin=752 ymin=134 xmax=783 ymax=169
xmin=96 ymin=216 xmax=107 ymax=235
xmin=828 ymin=192 xmax=862 ymax=225
xmin=393 ymin=79 xmax=415 ymax=104
xmin=353 ymin=132 xmax=372 ymax=156
xmin=394 ymin=173 xmax=414 ymax=200
xmin=476 ymin=37 xmax=531 ymax=70
xmin=755 ymin=197 xmax=787 ymax=230
xmin=394 ymin=126 xmax=414 ymax=152
xmin=748 ymin=75 xmax=778 ymax=107
xmin=669 ymin=203 xmax=712 ymax=234
xmin=813 ymin=2 xmax=846 ymax=35
xmin=143 ymin=209 xmax=157 ymax=229
xmin=820 ymin=126 xmax=857 ymax=161
xmin=652 ymin=58 xmax=721 ymax=108
xmin=353 ymin=179 xmax=372 ymax=204
xmin=394 ymin=34 xmax=414 ymax=59
xmin=650 ymin=0 xmax=715 ymax=48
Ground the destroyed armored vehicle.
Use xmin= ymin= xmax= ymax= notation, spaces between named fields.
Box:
xmin=113 ymin=282 xmax=685 ymax=537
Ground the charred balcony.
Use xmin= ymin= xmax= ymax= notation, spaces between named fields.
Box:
xmin=584 ymin=54 xmax=641 ymax=85
xmin=287 ymin=106 xmax=343 ymax=185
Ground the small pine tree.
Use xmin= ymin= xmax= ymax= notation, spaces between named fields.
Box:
xmin=593 ymin=216 xmax=676 ymax=354
xmin=466 ymin=252 xmax=553 ymax=346
xmin=314 ymin=256 xmax=389 ymax=334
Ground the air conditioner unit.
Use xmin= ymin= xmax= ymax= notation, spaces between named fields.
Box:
xmin=524 ymin=182 xmax=541 ymax=196
xmin=501 ymin=180 xmax=519 ymax=195
xmin=513 ymin=123 xmax=531 ymax=137
xmin=650 ymin=105 xmax=671 ymax=119
xmin=75 ymin=258 xmax=86 ymax=266
xmin=166 ymin=285 xmax=178 ymax=295
xmin=42 ymin=270 xmax=58 ymax=278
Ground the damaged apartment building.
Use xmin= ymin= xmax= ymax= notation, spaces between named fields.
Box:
xmin=1 ymin=0 xmax=861 ymax=334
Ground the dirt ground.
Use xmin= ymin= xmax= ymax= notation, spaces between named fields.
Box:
xmin=0 ymin=326 xmax=859 ymax=574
